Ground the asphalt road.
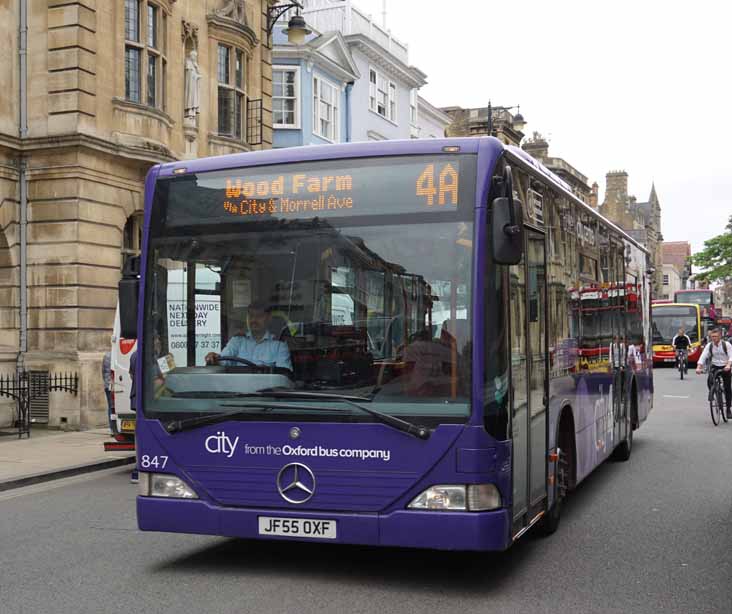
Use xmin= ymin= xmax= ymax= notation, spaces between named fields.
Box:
xmin=1 ymin=368 xmax=731 ymax=614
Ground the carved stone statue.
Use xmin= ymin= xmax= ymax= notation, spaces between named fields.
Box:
xmin=184 ymin=50 xmax=201 ymax=119
xmin=215 ymin=0 xmax=248 ymax=25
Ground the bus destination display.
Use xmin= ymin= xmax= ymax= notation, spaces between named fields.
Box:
xmin=163 ymin=155 xmax=475 ymax=226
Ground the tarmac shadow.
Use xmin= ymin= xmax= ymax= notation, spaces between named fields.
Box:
xmin=151 ymin=531 xmax=538 ymax=597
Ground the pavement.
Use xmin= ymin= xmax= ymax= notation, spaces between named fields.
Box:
xmin=0 ymin=426 xmax=135 ymax=492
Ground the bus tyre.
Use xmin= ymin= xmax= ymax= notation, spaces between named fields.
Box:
xmin=541 ymin=445 xmax=569 ymax=536
xmin=612 ymin=422 xmax=633 ymax=462
xmin=540 ymin=496 xmax=561 ymax=535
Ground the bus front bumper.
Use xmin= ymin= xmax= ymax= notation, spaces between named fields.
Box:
xmin=137 ymin=496 xmax=512 ymax=551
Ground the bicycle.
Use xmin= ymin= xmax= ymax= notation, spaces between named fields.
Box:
xmin=707 ymin=368 xmax=728 ymax=426
xmin=676 ymin=349 xmax=687 ymax=380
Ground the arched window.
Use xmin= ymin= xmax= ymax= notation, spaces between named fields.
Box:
xmin=121 ymin=213 xmax=144 ymax=269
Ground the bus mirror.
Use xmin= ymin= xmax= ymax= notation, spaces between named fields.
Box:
xmin=118 ymin=278 xmax=139 ymax=339
xmin=491 ymin=196 xmax=524 ymax=265
xmin=119 ymin=255 xmax=140 ymax=339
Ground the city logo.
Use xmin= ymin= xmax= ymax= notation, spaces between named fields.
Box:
xmin=204 ymin=431 xmax=239 ymax=458
xmin=276 ymin=462 xmax=316 ymax=504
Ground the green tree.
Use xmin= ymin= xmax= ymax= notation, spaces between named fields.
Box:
xmin=691 ymin=214 xmax=732 ymax=283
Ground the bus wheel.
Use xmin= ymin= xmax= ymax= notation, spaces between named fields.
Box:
xmin=541 ymin=423 xmax=573 ymax=536
xmin=612 ymin=422 xmax=633 ymax=461
xmin=612 ymin=389 xmax=636 ymax=462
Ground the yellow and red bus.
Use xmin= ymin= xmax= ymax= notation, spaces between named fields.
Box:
xmin=651 ymin=303 xmax=703 ymax=365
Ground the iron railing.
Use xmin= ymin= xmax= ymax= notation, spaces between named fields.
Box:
xmin=0 ymin=371 xmax=79 ymax=439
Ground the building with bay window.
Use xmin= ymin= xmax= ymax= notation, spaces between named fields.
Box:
xmin=272 ymin=31 xmax=359 ymax=147
xmin=0 ymin=0 xmax=275 ymax=429
xmin=273 ymin=0 xmax=447 ymax=144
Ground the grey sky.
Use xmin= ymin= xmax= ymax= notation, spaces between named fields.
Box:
xmin=355 ymin=0 xmax=731 ymax=253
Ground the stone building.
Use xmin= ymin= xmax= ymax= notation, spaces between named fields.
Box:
xmin=662 ymin=241 xmax=692 ymax=290
xmin=0 ymin=0 xmax=276 ymax=429
xmin=442 ymin=105 xmax=526 ymax=147
xmin=521 ymin=133 xmax=596 ymax=206
xmin=599 ymin=171 xmax=663 ymax=297
xmin=660 ymin=263 xmax=682 ymax=301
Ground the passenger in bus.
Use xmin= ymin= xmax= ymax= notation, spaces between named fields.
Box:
xmin=205 ymin=300 xmax=293 ymax=371
xmin=402 ymin=332 xmax=452 ymax=396
xmin=400 ymin=319 xmax=469 ymax=397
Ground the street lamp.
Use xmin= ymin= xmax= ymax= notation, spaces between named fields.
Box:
xmin=486 ymin=101 xmax=525 ymax=136
xmin=266 ymin=2 xmax=312 ymax=46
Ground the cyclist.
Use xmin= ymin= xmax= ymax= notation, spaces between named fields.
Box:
xmin=672 ymin=327 xmax=691 ymax=373
xmin=696 ymin=328 xmax=732 ymax=420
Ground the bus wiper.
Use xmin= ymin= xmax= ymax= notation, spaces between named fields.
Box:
xmin=165 ymin=404 xmax=372 ymax=433
xmin=165 ymin=405 xmax=274 ymax=433
xmin=255 ymin=388 xmax=374 ymax=403
xmin=242 ymin=390 xmax=431 ymax=440
xmin=171 ymin=391 xmax=260 ymax=399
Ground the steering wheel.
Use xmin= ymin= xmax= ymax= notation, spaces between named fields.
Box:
xmin=218 ymin=356 xmax=259 ymax=368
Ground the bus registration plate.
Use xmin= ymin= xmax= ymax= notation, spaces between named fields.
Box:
xmin=120 ymin=419 xmax=136 ymax=432
xmin=258 ymin=517 xmax=337 ymax=539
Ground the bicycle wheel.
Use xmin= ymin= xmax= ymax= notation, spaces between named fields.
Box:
xmin=710 ymin=381 xmax=721 ymax=425
xmin=679 ymin=360 xmax=684 ymax=380
xmin=718 ymin=382 xmax=728 ymax=423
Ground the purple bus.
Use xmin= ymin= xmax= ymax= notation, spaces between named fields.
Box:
xmin=120 ymin=137 xmax=652 ymax=551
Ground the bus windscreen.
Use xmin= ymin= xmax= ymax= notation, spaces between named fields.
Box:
xmin=651 ymin=305 xmax=699 ymax=344
xmin=143 ymin=155 xmax=477 ymax=425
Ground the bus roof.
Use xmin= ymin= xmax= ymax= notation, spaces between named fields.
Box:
xmin=156 ymin=137 xmax=492 ymax=177
xmin=155 ymin=136 xmax=648 ymax=254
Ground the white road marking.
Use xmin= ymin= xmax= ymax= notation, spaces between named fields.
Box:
xmin=663 ymin=395 xmax=690 ymax=399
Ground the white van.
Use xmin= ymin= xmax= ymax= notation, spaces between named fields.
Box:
xmin=109 ymin=304 xmax=137 ymax=442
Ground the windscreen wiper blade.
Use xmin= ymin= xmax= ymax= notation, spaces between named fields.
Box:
xmin=243 ymin=390 xmax=431 ymax=440
xmin=165 ymin=405 xmax=272 ymax=433
xmin=171 ymin=391 xmax=255 ymax=399
xmin=165 ymin=400 xmax=400 ymax=435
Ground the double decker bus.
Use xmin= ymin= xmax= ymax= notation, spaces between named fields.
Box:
xmin=120 ymin=137 xmax=652 ymax=551
xmin=674 ymin=289 xmax=716 ymax=321
xmin=651 ymin=303 xmax=703 ymax=365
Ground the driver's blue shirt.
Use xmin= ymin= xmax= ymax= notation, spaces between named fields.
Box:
xmin=219 ymin=331 xmax=292 ymax=371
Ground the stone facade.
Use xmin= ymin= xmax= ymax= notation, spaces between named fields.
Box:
xmin=521 ymin=133 xmax=593 ymax=205
xmin=0 ymin=0 xmax=275 ymax=429
xmin=662 ymin=241 xmax=692 ymax=289
xmin=442 ymin=105 xmax=526 ymax=147
xmin=599 ymin=171 xmax=663 ymax=297
xmin=660 ymin=263 xmax=682 ymax=301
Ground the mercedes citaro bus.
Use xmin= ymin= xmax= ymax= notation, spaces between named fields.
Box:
xmin=119 ymin=137 xmax=653 ymax=551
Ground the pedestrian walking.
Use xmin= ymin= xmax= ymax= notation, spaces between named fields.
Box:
xmin=101 ymin=350 xmax=114 ymax=435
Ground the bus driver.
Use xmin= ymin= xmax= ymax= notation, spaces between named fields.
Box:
xmin=205 ymin=300 xmax=292 ymax=371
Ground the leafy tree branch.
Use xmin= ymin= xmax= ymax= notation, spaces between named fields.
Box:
xmin=691 ymin=214 xmax=732 ymax=283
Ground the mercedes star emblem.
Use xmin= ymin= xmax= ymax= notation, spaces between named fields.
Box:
xmin=289 ymin=426 xmax=301 ymax=440
xmin=276 ymin=462 xmax=316 ymax=504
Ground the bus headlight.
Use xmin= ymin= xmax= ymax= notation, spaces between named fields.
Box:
xmin=408 ymin=485 xmax=466 ymax=510
xmin=142 ymin=473 xmax=199 ymax=499
xmin=408 ymin=484 xmax=501 ymax=512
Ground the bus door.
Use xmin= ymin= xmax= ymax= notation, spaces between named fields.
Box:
xmin=510 ymin=229 xmax=548 ymax=534
xmin=612 ymin=244 xmax=627 ymax=448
